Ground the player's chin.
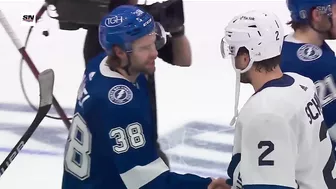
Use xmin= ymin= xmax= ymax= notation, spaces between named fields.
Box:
xmin=328 ymin=26 xmax=336 ymax=39
xmin=330 ymin=32 xmax=336 ymax=39
xmin=141 ymin=67 xmax=155 ymax=75
xmin=145 ymin=63 xmax=156 ymax=74
xmin=147 ymin=67 xmax=156 ymax=74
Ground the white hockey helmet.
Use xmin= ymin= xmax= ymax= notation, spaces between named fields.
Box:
xmin=220 ymin=10 xmax=284 ymax=73
xmin=220 ymin=10 xmax=284 ymax=126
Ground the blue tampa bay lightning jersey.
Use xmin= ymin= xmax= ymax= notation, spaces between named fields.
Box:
xmin=61 ymin=53 xmax=212 ymax=189
xmin=281 ymin=34 xmax=336 ymax=142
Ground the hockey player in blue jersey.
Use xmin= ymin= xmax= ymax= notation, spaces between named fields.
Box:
xmin=282 ymin=0 xmax=336 ymax=152
xmin=61 ymin=5 xmax=227 ymax=189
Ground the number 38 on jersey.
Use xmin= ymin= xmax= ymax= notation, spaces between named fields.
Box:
xmin=64 ymin=114 xmax=146 ymax=181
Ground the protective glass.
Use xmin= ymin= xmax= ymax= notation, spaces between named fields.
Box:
xmin=125 ymin=21 xmax=166 ymax=54
xmin=154 ymin=22 xmax=167 ymax=50
xmin=220 ymin=37 xmax=238 ymax=59
xmin=220 ymin=37 xmax=242 ymax=71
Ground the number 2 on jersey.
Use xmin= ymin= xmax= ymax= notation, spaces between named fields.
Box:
xmin=258 ymin=141 xmax=274 ymax=166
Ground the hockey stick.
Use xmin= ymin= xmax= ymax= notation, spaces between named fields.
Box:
xmin=0 ymin=9 xmax=71 ymax=129
xmin=0 ymin=69 xmax=55 ymax=178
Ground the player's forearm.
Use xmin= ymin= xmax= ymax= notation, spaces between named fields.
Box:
xmin=141 ymin=171 xmax=212 ymax=189
xmin=171 ymin=35 xmax=192 ymax=67
xmin=118 ymin=157 xmax=211 ymax=189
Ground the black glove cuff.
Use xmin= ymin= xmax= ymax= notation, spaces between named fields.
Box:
xmin=170 ymin=25 xmax=185 ymax=38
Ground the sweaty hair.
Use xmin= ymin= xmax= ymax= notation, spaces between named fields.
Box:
xmin=287 ymin=20 xmax=310 ymax=31
xmin=106 ymin=54 xmax=122 ymax=70
xmin=238 ymin=47 xmax=281 ymax=73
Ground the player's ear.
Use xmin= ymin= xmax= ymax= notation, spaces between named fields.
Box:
xmin=243 ymin=53 xmax=249 ymax=61
xmin=234 ymin=53 xmax=247 ymax=70
xmin=113 ymin=46 xmax=127 ymax=60
xmin=111 ymin=46 xmax=128 ymax=67
xmin=237 ymin=47 xmax=250 ymax=67
xmin=243 ymin=52 xmax=250 ymax=67
xmin=311 ymin=7 xmax=332 ymax=30
xmin=311 ymin=7 xmax=324 ymax=23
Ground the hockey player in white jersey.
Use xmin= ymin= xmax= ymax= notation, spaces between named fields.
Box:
xmin=219 ymin=10 xmax=336 ymax=189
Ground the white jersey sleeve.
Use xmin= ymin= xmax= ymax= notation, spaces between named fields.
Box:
xmin=240 ymin=113 xmax=297 ymax=188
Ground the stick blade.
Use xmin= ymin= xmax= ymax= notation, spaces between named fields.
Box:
xmin=38 ymin=69 xmax=55 ymax=107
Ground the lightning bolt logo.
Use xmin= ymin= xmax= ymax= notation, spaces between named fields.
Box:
xmin=297 ymin=44 xmax=322 ymax=62
xmin=117 ymin=90 xmax=125 ymax=99
xmin=108 ymin=85 xmax=133 ymax=105
xmin=306 ymin=47 xmax=313 ymax=56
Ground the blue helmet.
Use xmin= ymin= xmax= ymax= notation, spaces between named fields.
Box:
xmin=99 ymin=5 xmax=156 ymax=55
xmin=287 ymin=0 xmax=333 ymax=22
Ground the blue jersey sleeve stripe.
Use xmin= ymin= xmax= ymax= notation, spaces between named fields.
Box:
xmin=120 ymin=158 xmax=169 ymax=189
xmin=243 ymin=184 xmax=295 ymax=189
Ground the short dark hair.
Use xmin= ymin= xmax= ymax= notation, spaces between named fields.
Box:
xmin=287 ymin=7 xmax=316 ymax=31
xmin=238 ymin=47 xmax=280 ymax=73
xmin=287 ymin=20 xmax=309 ymax=31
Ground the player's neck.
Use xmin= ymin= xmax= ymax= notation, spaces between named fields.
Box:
xmin=251 ymin=66 xmax=283 ymax=92
xmin=293 ymin=29 xmax=325 ymax=46
xmin=115 ymin=68 xmax=139 ymax=83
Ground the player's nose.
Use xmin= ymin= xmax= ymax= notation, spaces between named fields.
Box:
xmin=150 ymin=48 xmax=158 ymax=59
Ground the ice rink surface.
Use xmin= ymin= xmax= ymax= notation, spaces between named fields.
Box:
xmin=1 ymin=0 xmax=336 ymax=188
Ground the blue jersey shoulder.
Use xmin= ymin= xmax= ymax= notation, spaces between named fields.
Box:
xmin=77 ymin=55 xmax=149 ymax=110
xmin=280 ymin=35 xmax=336 ymax=129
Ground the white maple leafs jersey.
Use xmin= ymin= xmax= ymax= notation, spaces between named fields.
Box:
xmin=227 ymin=72 xmax=336 ymax=189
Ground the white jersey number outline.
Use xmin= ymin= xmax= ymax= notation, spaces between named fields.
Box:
xmin=110 ymin=122 xmax=146 ymax=154
xmin=315 ymin=74 xmax=336 ymax=107
xmin=64 ymin=113 xmax=92 ymax=180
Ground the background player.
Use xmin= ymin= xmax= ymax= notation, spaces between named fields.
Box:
xmin=220 ymin=10 xmax=336 ymax=189
xmin=62 ymin=5 xmax=227 ymax=189
xmin=281 ymin=0 xmax=336 ymax=153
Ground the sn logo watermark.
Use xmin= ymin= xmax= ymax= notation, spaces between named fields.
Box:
xmin=21 ymin=14 xmax=36 ymax=26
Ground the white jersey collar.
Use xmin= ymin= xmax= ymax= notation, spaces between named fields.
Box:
xmin=99 ymin=56 xmax=130 ymax=82
xmin=284 ymin=33 xmax=304 ymax=44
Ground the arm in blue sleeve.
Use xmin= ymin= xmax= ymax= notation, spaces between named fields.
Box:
xmin=315 ymin=72 xmax=336 ymax=141
xmin=100 ymin=99 xmax=211 ymax=189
